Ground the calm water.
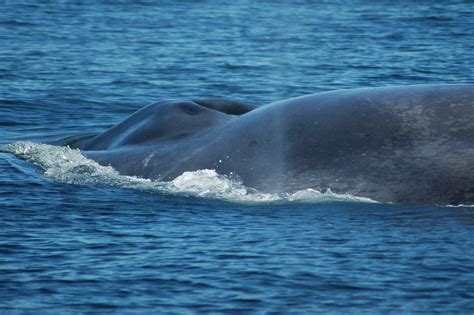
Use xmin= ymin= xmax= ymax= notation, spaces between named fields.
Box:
xmin=1 ymin=1 xmax=474 ymax=313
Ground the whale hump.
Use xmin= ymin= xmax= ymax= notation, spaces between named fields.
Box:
xmin=83 ymin=99 xmax=255 ymax=151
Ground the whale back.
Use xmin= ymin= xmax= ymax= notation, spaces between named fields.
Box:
xmin=80 ymin=85 xmax=474 ymax=204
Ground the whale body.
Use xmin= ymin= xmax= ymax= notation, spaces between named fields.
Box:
xmin=81 ymin=85 xmax=474 ymax=205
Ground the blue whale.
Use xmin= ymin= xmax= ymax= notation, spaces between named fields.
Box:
xmin=81 ymin=85 xmax=474 ymax=205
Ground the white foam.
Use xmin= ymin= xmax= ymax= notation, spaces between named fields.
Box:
xmin=2 ymin=141 xmax=378 ymax=204
xmin=446 ymin=204 xmax=474 ymax=208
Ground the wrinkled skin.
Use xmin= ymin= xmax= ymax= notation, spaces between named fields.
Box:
xmin=82 ymin=85 xmax=474 ymax=205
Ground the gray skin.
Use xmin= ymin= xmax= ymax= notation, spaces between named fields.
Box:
xmin=82 ymin=85 xmax=474 ymax=205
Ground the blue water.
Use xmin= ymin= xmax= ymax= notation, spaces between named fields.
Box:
xmin=1 ymin=1 xmax=474 ymax=313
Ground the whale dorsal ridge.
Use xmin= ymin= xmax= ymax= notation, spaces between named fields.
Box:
xmin=193 ymin=99 xmax=256 ymax=115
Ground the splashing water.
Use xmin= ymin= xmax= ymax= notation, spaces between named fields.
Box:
xmin=2 ymin=141 xmax=377 ymax=204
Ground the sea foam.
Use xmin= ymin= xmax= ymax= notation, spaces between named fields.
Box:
xmin=2 ymin=141 xmax=377 ymax=204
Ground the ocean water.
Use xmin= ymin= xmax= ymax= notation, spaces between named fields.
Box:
xmin=1 ymin=1 xmax=474 ymax=313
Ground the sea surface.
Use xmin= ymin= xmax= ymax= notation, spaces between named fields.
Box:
xmin=1 ymin=1 xmax=474 ymax=313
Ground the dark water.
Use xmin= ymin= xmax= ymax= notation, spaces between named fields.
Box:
xmin=1 ymin=1 xmax=474 ymax=313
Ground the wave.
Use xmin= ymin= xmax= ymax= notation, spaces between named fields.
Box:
xmin=1 ymin=141 xmax=378 ymax=204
